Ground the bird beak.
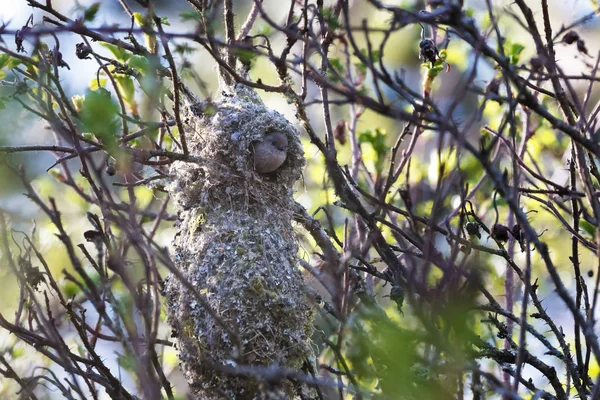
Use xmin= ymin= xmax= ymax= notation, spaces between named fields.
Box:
xmin=277 ymin=145 xmax=287 ymax=151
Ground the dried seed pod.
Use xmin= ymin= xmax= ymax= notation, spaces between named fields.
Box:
xmin=486 ymin=78 xmax=501 ymax=95
xmin=465 ymin=222 xmax=481 ymax=239
xmin=83 ymin=230 xmax=103 ymax=243
xmin=76 ymin=42 xmax=93 ymax=59
xmin=399 ymin=188 xmax=413 ymax=210
xmin=563 ymin=31 xmax=579 ymax=44
xmin=491 ymin=223 xmax=510 ymax=242
xmin=511 ymin=224 xmax=521 ymax=242
xmin=530 ymin=56 xmax=544 ymax=72
xmin=334 ymin=120 xmax=347 ymax=145
xmin=389 ymin=285 xmax=405 ymax=314
xmin=419 ymin=39 xmax=439 ymax=64
xmin=19 ymin=257 xmax=44 ymax=290
xmin=512 ymin=224 xmax=526 ymax=252
xmin=577 ymin=39 xmax=588 ymax=55
xmin=15 ymin=15 xmax=33 ymax=54
xmin=485 ymin=78 xmax=503 ymax=104
xmin=48 ymin=50 xmax=70 ymax=70
xmin=105 ymin=164 xmax=116 ymax=176
xmin=285 ymin=22 xmax=300 ymax=47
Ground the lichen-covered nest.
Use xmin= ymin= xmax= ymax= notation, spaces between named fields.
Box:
xmin=165 ymin=83 xmax=314 ymax=399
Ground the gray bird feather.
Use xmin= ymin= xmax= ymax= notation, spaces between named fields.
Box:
xmin=252 ymin=132 xmax=288 ymax=173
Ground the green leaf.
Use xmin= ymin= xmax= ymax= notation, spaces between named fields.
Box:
xmin=0 ymin=54 xmax=21 ymax=70
xmin=100 ymin=43 xmax=131 ymax=62
xmin=354 ymin=48 xmax=381 ymax=76
xmin=330 ymin=57 xmax=344 ymax=73
xmin=321 ymin=8 xmax=340 ymax=30
xmin=581 ymin=220 xmax=596 ymax=237
xmin=140 ymin=75 xmax=167 ymax=102
xmin=89 ymin=78 xmax=107 ymax=91
xmin=358 ymin=48 xmax=380 ymax=63
xmin=11 ymin=347 xmax=25 ymax=359
xmin=358 ymin=130 xmax=372 ymax=145
xmin=504 ymin=41 xmax=525 ymax=65
xmin=359 ymin=128 xmax=390 ymax=174
xmin=180 ymin=10 xmax=202 ymax=22
xmin=127 ymin=55 xmax=150 ymax=74
xmin=428 ymin=64 xmax=444 ymax=78
xmin=114 ymin=75 xmax=135 ymax=103
xmin=371 ymin=128 xmax=389 ymax=155
xmin=328 ymin=57 xmax=345 ymax=82
xmin=71 ymin=95 xmax=84 ymax=112
xmin=62 ymin=280 xmax=81 ymax=298
xmin=82 ymin=132 xmax=96 ymax=141
xmin=511 ymin=43 xmax=525 ymax=56
xmin=0 ymin=54 xmax=9 ymax=69
xmin=371 ymin=50 xmax=381 ymax=62
xmin=258 ymin=25 xmax=272 ymax=36
xmin=174 ymin=43 xmax=195 ymax=55
xmin=79 ymin=90 xmax=120 ymax=148
xmin=83 ymin=2 xmax=101 ymax=22
xmin=116 ymin=351 xmax=138 ymax=372
xmin=355 ymin=61 xmax=367 ymax=76
xmin=133 ymin=12 xmax=146 ymax=26
xmin=232 ymin=48 xmax=256 ymax=65
xmin=76 ymin=344 xmax=87 ymax=357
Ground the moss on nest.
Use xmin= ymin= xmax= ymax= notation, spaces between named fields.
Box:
xmin=165 ymin=83 xmax=313 ymax=399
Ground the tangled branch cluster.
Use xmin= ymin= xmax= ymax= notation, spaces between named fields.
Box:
xmin=0 ymin=0 xmax=600 ymax=399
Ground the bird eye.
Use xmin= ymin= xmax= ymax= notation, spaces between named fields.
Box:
xmin=271 ymin=141 xmax=277 ymax=146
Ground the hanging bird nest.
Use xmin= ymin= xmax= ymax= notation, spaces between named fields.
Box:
xmin=165 ymin=82 xmax=314 ymax=399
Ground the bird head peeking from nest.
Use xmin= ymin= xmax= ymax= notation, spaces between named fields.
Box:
xmin=252 ymin=132 xmax=288 ymax=173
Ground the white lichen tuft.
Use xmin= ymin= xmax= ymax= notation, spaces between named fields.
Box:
xmin=165 ymin=83 xmax=313 ymax=399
